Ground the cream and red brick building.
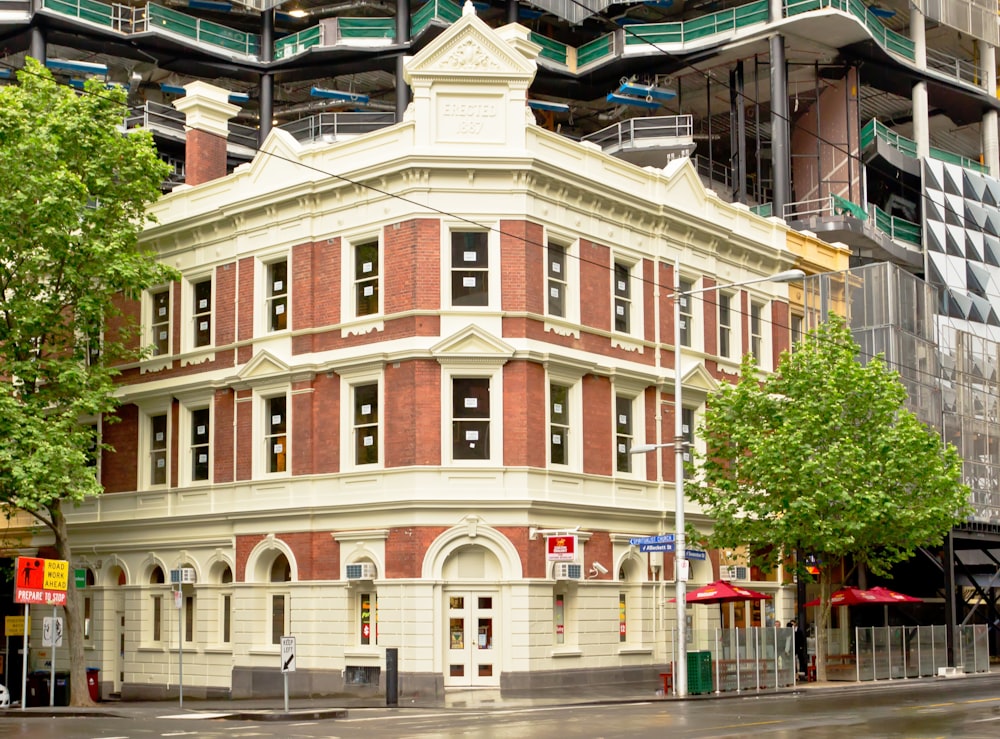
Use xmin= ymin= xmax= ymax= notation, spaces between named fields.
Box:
xmin=17 ymin=7 xmax=848 ymax=699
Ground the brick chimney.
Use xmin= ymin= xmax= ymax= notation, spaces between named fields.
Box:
xmin=173 ymin=81 xmax=240 ymax=186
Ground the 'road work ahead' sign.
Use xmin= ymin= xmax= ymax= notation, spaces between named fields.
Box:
xmin=14 ymin=557 xmax=69 ymax=606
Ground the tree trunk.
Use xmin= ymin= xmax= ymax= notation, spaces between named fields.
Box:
xmin=50 ymin=500 xmax=95 ymax=707
xmin=815 ymin=566 xmax=831 ymax=682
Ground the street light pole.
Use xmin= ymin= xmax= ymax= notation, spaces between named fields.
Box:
xmin=633 ymin=264 xmax=804 ymax=698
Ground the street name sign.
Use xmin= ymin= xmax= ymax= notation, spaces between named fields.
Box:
xmin=629 ymin=535 xmax=674 ymax=546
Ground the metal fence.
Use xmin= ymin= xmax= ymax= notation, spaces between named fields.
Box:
xmin=667 ymin=627 xmax=797 ymax=695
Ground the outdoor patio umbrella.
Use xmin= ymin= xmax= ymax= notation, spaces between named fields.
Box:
xmin=673 ymin=580 xmax=773 ymax=604
xmin=803 ymin=586 xmax=882 ymax=608
xmin=864 ymin=586 xmax=922 ymax=604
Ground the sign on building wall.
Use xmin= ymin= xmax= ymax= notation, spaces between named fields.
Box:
xmin=546 ymin=535 xmax=577 ymax=561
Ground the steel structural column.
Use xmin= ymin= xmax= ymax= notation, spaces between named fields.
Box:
xmin=395 ymin=0 xmax=412 ymax=120
xmin=259 ymin=11 xmax=274 ymax=145
xmin=770 ymin=34 xmax=790 ymax=215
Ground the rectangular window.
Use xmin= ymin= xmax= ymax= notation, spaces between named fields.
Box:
xmin=549 ymin=383 xmax=570 ymax=465
xmin=272 ymin=594 xmax=285 ymax=645
xmin=718 ymin=293 xmax=732 ymax=358
xmin=619 ymin=593 xmax=627 ymax=643
xmin=554 ymin=593 xmax=565 ymax=645
xmin=453 ymin=377 xmax=490 ymax=460
xmin=791 ymin=313 xmax=803 ymax=346
xmin=750 ymin=302 xmax=763 ymax=361
xmin=267 ymin=260 xmax=288 ymax=332
xmin=266 ymin=396 xmax=287 ymax=473
xmin=191 ymin=279 xmax=212 ymax=348
xmin=191 ymin=407 xmax=210 ymax=482
xmin=613 ymin=262 xmax=631 ymax=333
xmin=151 ymin=288 xmax=170 ymax=356
xmin=451 ymin=232 xmax=488 ymax=306
xmin=84 ymin=596 xmax=92 ymax=640
xmin=354 ymin=241 xmax=379 ymax=316
xmin=185 ymin=596 xmax=194 ymax=642
xmin=682 ymin=407 xmax=694 ymax=463
xmin=152 ymin=595 xmax=162 ymax=641
xmin=222 ymin=594 xmax=232 ymax=644
xmin=678 ymin=278 xmax=693 ymax=347
xmin=615 ymin=395 xmax=633 ymax=473
xmin=354 ymin=383 xmax=379 ymax=465
xmin=150 ymin=414 xmax=167 ymax=486
xmin=360 ymin=592 xmax=375 ymax=645
xmin=547 ymin=243 xmax=567 ymax=317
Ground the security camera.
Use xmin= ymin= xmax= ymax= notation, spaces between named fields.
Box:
xmin=591 ymin=562 xmax=608 ymax=575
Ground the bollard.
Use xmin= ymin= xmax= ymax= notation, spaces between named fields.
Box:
xmin=386 ymin=647 xmax=398 ymax=706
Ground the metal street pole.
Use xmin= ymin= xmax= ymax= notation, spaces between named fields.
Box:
xmin=673 ymin=257 xmax=689 ymax=698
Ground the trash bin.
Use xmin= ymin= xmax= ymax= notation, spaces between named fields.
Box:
xmin=25 ymin=673 xmax=49 ymax=707
xmin=86 ymin=668 xmax=100 ymax=702
xmin=687 ymin=650 xmax=714 ymax=695
xmin=53 ymin=672 xmax=70 ymax=706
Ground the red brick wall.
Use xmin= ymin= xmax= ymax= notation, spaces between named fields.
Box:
xmin=503 ymin=360 xmax=545 ymax=467
xmin=585 ymin=531 xmax=613 ymax=580
xmin=234 ymin=532 xmax=339 ymax=582
xmin=581 ymin=374 xmax=611 ymax=476
xmin=237 ymin=256 xmax=255 ymax=365
xmin=185 ymin=129 xmax=228 ymax=186
xmin=385 ymin=359 xmax=440 ymax=467
xmin=662 ymin=262 xmax=675 ymax=370
xmin=579 ymin=239 xmax=610 ymax=331
xmin=771 ymin=299 xmax=790 ymax=368
xmin=641 ymin=259 xmax=655 ymax=343
xmin=102 ymin=404 xmax=138 ymax=493
xmin=643 ymin=387 xmax=657 ymax=482
xmin=235 ymin=389 xmax=253 ymax=480
xmin=169 ymin=399 xmax=179 ymax=487
xmin=215 ymin=262 xmax=236 ymax=346
xmin=385 ymin=526 xmax=447 ymax=578
xmin=291 ymin=380 xmax=314 ymax=476
xmin=213 ymin=388 xmax=234 ymax=483
xmin=701 ymin=277 xmax=718 ymax=357
xmin=384 ymin=219 xmax=440 ymax=314
xmin=499 ymin=220 xmax=543 ymax=313
xmin=312 ymin=372 xmax=339 ymax=474
xmin=291 ymin=239 xmax=340 ymax=355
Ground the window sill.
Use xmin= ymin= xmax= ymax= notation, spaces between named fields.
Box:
xmin=550 ymin=647 xmax=582 ymax=658
xmin=137 ymin=645 xmax=170 ymax=653
xmin=617 ymin=646 xmax=653 ymax=656
xmin=341 ymin=317 xmax=384 ymax=338
xmin=344 ymin=648 xmax=382 ymax=660
xmin=203 ymin=646 xmax=234 ymax=654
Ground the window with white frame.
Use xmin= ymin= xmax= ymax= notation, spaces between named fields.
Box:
xmin=618 ymin=592 xmax=628 ymax=643
xmin=554 ymin=592 xmax=568 ymax=645
xmin=190 ymin=406 xmax=211 ymax=482
xmin=150 ymin=288 xmax=170 ymax=356
xmin=192 ymin=278 xmax=213 ymax=348
xmin=750 ymin=301 xmax=763 ymax=362
xmin=353 ymin=382 xmax=379 ymax=465
xmin=615 ymin=394 xmax=634 ymax=473
xmin=678 ymin=277 xmax=694 ymax=347
xmin=549 ymin=383 xmax=570 ymax=466
xmin=452 ymin=377 xmax=491 ymax=460
xmin=613 ymin=262 xmax=632 ymax=333
xmin=266 ymin=259 xmax=289 ymax=332
xmin=265 ymin=395 xmax=288 ymax=473
xmin=220 ymin=565 xmax=233 ymax=645
xmin=547 ymin=242 xmax=568 ymax=318
xmin=271 ymin=593 xmax=286 ymax=645
xmin=354 ymin=240 xmax=380 ymax=317
xmin=149 ymin=413 xmax=168 ymax=486
xmin=184 ymin=595 xmax=195 ymax=643
xmin=791 ymin=313 xmax=803 ymax=346
xmin=718 ymin=292 xmax=733 ymax=358
xmin=451 ymin=232 xmax=489 ymax=306
xmin=359 ymin=592 xmax=376 ymax=645
xmin=682 ymin=407 xmax=695 ymax=463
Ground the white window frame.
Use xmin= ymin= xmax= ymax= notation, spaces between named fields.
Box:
xmin=678 ymin=276 xmax=695 ymax=349
xmin=446 ymin=227 xmax=500 ymax=310
xmin=612 ymin=385 xmax=646 ymax=478
xmin=358 ymin=590 xmax=377 ymax=647
xmin=340 ymin=366 xmax=383 ymax=470
xmin=341 ymin=235 xmax=385 ymax=336
xmin=183 ymin=272 xmax=214 ymax=353
xmin=611 ymin=254 xmax=644 ymax=347
xmin=180 ymin=401 xmax=212 ymax=484
xmin=142 ymin=285 xmax=172 ymax=370
xmin=543 ymin=235 xmax=580 ymax=336
xmin=546 ymin=368 xmax=583 ymax=470
xmin=256 ymin=389 xmax=291 ymax=477
xmin=443 ymin=366 xmax=503 ymax=465
xmin=717 ymin=291 xmax=735 ymax=359
xmin=750 ymin=301 xmax=763 ymax=363
xmin=270 ymin=591 xmax=290 ymax=646
xmin=220 ymin=591 xmax=233 ymax=645
xmin=139 ymin=403 xmax=171 ymax=489
xmin=259 ymin=255 xmax=290 ymax=335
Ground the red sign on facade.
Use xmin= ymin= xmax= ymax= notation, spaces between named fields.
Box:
xmin=546 ymin=535 xmax=577 ymax=561
xmin=14 ymin=557 xmax=68 ymax=606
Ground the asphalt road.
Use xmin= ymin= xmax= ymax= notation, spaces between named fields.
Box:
xmin=3 ymin=678 xmax=1000 ymax=738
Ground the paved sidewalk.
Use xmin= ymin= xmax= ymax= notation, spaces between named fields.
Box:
xmin=3 ymin=670 xmax=996 ymax=721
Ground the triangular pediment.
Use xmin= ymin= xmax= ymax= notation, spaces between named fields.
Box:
xmin=431 ymin=324 xmax=515 ymax=360
xmin=238 ymin=350 xmax=290 ymax=381
xmin=679 ymin=361 xmax=720 ymax=394
xmin=239 ymin=127 xmax=306 ymax=186
xmin=404 ymin=4 xmax=537 ymax=84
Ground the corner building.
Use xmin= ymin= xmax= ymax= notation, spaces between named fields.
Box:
xmin=46 ymin=10 xmax=822 ymax=700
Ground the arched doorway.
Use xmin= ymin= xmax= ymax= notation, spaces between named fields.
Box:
xmin=441 ymin=544 xmax=502 ymax=688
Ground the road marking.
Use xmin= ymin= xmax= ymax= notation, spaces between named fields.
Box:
xmin=925 ymin=702 xmax=955 ymax=707
xmin=963 ymin=698 xmax=1000 ymax=704
xmin=290 ymin=722 xmax=318 ymax=726
xmin=699 ymin=720 xmax=783 ymax=731
xmin=161 ymin=733 xmax=200 ymax=736
xmin=161 ymin=713 xmax=234 ymax=719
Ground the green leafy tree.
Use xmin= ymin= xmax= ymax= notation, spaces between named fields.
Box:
xmin=0 ymin=59 xmax=173 ymax=705
xmin=691 ymin=314 xmax=969 ymax=681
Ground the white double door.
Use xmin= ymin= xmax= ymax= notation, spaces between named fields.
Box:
xmin=444 ymin=591 xmax=498 ymax=687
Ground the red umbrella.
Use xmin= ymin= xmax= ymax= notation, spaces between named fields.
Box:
xmin=865 ymin=586 xmax=922 ymax=604
xmin=803 ymin=586 xmax=881 ymax=607
xmin=673 ymin=580 xmax=772 ymax=604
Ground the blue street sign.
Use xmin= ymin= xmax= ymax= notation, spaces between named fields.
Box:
xmin=685 ymin=549 xmax=707 ymax=560
xmin=640 ymin=543 xmax=674 ymax=553
xmin=629 ymin=534 xmax=675 ymax=546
